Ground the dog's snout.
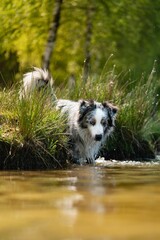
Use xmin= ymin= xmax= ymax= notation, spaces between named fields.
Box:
xmin=95 ymin=134 xmax=102 ymax=141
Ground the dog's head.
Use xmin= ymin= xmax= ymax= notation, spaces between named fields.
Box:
xmin=78 ymin=100 xmax=118 ymax=141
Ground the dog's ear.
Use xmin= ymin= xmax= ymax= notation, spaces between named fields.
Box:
xmin=79 ymin=99 xmax=95 ymax=114
xmin=78 ymin=100 xmax=96 ymax=123
xmin=79 ymin=100 xmax=88 ymax=114
xmin=102 ymin=102 xmax=118 ymax=127
xmin=79 ymin=100 xmax=88 ymax=107
xmin=102 ymin=101 xmax=118 ymax=116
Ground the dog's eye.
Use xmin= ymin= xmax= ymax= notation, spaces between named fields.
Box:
xmin=89 ymin=119 xmax=96 ymax=126
xmin=101 ymin=119 xmax=107 ymax=126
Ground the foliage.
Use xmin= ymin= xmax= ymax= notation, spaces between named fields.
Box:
xmin=1 ymin=0 xmax=160 ymax=85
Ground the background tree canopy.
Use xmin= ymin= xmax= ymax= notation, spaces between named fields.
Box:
xmin=0 ymin=0 xmax=160 ymax=86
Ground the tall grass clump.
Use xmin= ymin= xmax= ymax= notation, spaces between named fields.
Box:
xmin=0 ymin=88 xmax=68 ymax=169
xmin=108 ymin=65 xmax=160 ymax=160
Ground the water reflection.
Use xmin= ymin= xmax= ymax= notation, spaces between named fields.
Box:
xmin=65 ymin=167 xmax=116 ymax=215
xmin=0 ymin=164 xmax=159 ymax=240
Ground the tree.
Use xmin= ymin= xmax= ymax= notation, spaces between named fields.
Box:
xmin=42 ymin=0 xmax=63 ymax=70
xmin=82 ymin=0 xmax=94 ymax=83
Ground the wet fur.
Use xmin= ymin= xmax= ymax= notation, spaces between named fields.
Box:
xmin=56 ymin=99 xmax=118 ymax=164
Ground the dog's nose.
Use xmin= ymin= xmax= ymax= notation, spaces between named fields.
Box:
xmin=95 ymin=134 xmax=102 ymax=141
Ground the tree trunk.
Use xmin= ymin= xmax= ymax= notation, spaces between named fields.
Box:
xmin=42 ymin=0 xmax=63 ymax=70
xmin=82 ymin=1 xmax=94 ymax=83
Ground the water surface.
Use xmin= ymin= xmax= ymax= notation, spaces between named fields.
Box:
xmin=0 ymin=162 xmax=160 ymax=240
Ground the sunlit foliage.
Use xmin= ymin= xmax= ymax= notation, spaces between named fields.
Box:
xmin=0 ymin=0 xmax=160 ymax=84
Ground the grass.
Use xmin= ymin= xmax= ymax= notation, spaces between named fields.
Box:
xmin=0 ymin=88 xmax=68 ymax=169
xmin=103 ymin=65 xmax=160 ymax=159
xmin=0 ymin=64 xmax=160 ymax=169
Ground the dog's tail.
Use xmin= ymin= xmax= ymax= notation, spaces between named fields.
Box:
xmin=32 ymin=67 xmax=57 ymax=101
xmin=20 ymin=67 xmax=57 ymax=101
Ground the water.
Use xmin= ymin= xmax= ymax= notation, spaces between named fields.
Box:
xmin=0 ymin=161 xmax=160 ymax=240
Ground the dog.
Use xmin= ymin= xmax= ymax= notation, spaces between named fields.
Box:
xmin=20 ymin=68 xmax=118 ymax=164
xmin=56 ymin=99 xmax=118 ymax=164
xmin=19 ymin=67 xmax=55 ymax=99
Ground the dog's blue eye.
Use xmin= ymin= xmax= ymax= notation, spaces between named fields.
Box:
xmin=89 ymin=119 xmax=96 ymax=126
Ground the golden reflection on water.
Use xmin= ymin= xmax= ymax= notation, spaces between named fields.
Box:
xmin=0 ymin=165 xmax=159 ymax=240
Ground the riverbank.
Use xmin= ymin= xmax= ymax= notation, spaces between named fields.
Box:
xmin=0 ymin=139 xmax=156 ymax=170
xmin=0 ymin=140 xmax=69 ymax=170
xmin=0 ymin=67 xmax=160 ymax=170
xmin=0 ymin=89 xmax=69 ymax=170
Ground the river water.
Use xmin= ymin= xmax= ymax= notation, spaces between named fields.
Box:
xmin=0 ymin=160 xmax=160 ymax=240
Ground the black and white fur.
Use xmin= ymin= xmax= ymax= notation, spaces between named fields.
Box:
xmin=19 ymin=67 xmax=55 ymax=99
xmin=20 ymin=68 xmax=118 ymax=164
xmin=56 ymin=99 xmax=118 ymax=164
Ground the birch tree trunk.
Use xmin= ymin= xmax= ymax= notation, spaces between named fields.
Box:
xmin=42 ymin=0 xmax=63 ymax=70
xmin=82 ymin=1 xmax=94 ymax=83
